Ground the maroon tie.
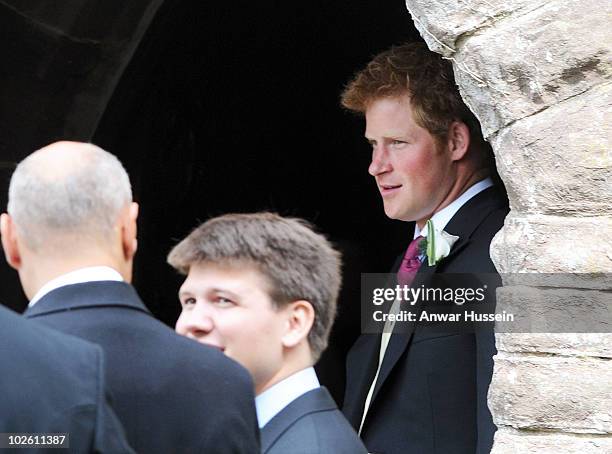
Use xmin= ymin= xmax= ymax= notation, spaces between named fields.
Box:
xmin=397 ymin=236 xmax=424 ymax=287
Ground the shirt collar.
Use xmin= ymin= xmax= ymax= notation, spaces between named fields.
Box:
xmin=414 ymin=177 xmax=493 ymax=239
xmin=255 ymin=366 xmax=320 ymax=429
xmin=29 ymin=266 xmax=124 ymax=307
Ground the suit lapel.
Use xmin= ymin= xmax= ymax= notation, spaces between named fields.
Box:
xmin=369 ymin=267 xmax=431 ymax=403
xmin=261 ymin=387 xmax=337 ymax=453
xmin=366 ymin=186 xmax=506 ymax=411
xmin=24 ymin=281 xmax=152 ymax=318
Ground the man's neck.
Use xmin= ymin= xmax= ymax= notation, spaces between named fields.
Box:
xmin=256 ymin=361 xmax=312 ymax=396
xmin=415 ymin=177 xmax=494 ymax=236
xmin=256 ymin=344 xmax=314 ymax=395
xmin=417 ymin=171 xmax=491 ymax=229
xmin=22 ymin=254 xmax=125 ymax=300
xmin=27 ymin=265 xmax=124 ymax=307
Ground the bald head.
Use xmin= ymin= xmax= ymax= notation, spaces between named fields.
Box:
xmin=7 ymin=141 xmax=132 ymax=251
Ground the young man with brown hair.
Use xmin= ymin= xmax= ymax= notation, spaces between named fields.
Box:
xmin=341 ymin=42 xmax=508 ymax=454
xmin=169 ymin=212 xmax=367 ymax=454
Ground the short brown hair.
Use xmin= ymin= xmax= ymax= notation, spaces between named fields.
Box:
xmin=341 ymin=42 xmax=488 ymax=154
xmin=167 ymin=212 xmax=342 ymax=361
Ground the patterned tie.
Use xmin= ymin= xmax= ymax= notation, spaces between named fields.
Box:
xmin=396 ymin=235 xmax=425 ymax=287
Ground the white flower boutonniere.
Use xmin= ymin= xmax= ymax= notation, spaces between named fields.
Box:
xmin=421 ymin=219 xmax=460 ymax=266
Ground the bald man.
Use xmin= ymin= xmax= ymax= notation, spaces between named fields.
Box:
xmin=1 ymin=142 xmax=260 ymax=454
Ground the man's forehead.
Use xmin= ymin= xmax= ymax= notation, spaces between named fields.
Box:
xmin=181 ymin=261 xmax=268 ymax=291
xmin=364 ymin=96 xmax=419 ymax=135
xmin=365 ymin=94 xmax=412 ymax=111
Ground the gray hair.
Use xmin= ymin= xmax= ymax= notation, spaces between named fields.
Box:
xmin=168 ymin=212 xmax=342 ymax=362
xmin=7 ymin=143 xmax=132 ymax=250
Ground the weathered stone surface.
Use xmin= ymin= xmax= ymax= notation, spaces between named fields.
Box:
xmin=491 ymin=82 xmax=611 ymax=216
xmin=453 ymin=0 xmax=611 ymax=135
xmin=404 ymin=0 xmax=546 ymax=56
xmin=491 ymin=214 xmax=612 ymax=273
xmin=492 ymin=428 xmax=612 ymax=453
xmin=490 ymin=353 xmax=612 ymax=433
xmin=496 ymin=333 xmax=612 ymax=359
xmin=411 ymin=0 xmax=612 ymax=450
xmin=499 ymin=273 xmax=611 ymax=291
xmin=494 ymin=286 xmax=612 ymax=333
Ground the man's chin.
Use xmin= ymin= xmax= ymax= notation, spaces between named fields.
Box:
xmin=383 ymin=205 xmax=406 ymax=221
xmin=383 ymin=205 xmax=417 ymax=223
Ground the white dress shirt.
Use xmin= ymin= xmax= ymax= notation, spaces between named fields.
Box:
xmin=28 ymin=266 xmax=124 ymax=307
xmin=255 ymin=366 xmax=320 ymax=429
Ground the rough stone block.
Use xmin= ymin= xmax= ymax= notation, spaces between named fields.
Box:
xmin=491 ymin=214 xmax=612 ymax=273
xmin=404 ymin=0 xmax=546 ymax=56
xmin=492 ymin=428 xmax=612 ymax=453
xmin=494 ymin=286 xmax=612 ymax=333
xmin=496 ymin=333 xmax=612 ymax=359
xmin=490 ymin=353 xmax=612 ymax=433
xmin=491 ymin=82 xmax=611 ymax=216
xmin=453 ymin=0 xmax=611 ymax=134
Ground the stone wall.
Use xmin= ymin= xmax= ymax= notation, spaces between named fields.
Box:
xmin=404 ymin=0 xmax=612 ymax=452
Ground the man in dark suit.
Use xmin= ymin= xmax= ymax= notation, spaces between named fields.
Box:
xmin=0 ymin=141 xmax=260 ymax=454
xmin=0 ymin=304 xmax=134 ymax=453
xmin=168 ymin=213 xmax=367 ymax=454
xmin=340 ymin=43 xmax=509 ymax=453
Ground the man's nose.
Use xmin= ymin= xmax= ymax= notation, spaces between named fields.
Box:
xmin=368 ymin=146 xmax=391 ymax=176
xmin=179 ymin=305 xmax=215 ymax=340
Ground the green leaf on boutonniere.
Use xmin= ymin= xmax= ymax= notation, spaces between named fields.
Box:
xmin=426 ymin=219 xmax=435 ymax=266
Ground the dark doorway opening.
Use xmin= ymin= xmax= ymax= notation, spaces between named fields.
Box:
xmin=3 ymin=0 xmax=423 ymax=403
xmin=94 ymin=0 xmax=422 ymax=402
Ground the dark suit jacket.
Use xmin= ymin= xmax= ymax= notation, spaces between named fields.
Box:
xmin=262 ymin=387 xmax=367 ymax=454
xmin=24 ymin=281 xmax=260 ymax=454
xmin=344 ymin=186 xmax=509 ymax=454
xmin=0 ymin=304 xmax=133 ymax=453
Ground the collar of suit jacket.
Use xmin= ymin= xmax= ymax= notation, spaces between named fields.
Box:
xmin=23 ymin=281 xmax=152 ymax=318
xmin=260 ymin=387 xmax=337 ymax=452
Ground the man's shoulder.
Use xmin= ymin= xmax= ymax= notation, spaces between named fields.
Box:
xmin=444 ymin=186 xmax=508 ymax=272
xmin=265 ymin=388 xmax=366 ymax=454
xmin=105 ymin=305 xmax=256 ymax=394
xmin=0 ymin=305 xmax=103 ymax=423
xmin=168 ymin=332 xmax=253 ymax=382
xmin=455 ymin=202 xmax=507 ymax=260
xmin=452 ymin=186 xmax=508 ymax=235
xmin=269 ymin=408 xmax=366 ymax=454
xmin=26 ymin=282 xmax=254 ymax=393
xmin=1 ymin=304 xmax=101 ymax=373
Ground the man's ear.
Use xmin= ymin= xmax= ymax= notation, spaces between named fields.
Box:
xmin=281 ymin=300 xmax=315 ymax=349
xmin=121 ymin=202 xmax=139 ymax=261
xmin=0 ymin=213 xmax=22 ymax=270
xmin=447 ymin=121 xmax=471 ymax=161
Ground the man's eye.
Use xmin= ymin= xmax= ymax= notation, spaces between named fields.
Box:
xmin=182 ymin=297 xmax=196 ymax=306
xmin=391 ymin=140 xmax=405 ymax=145
xmin=214 ymin=297 xmax=235 ymax=307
